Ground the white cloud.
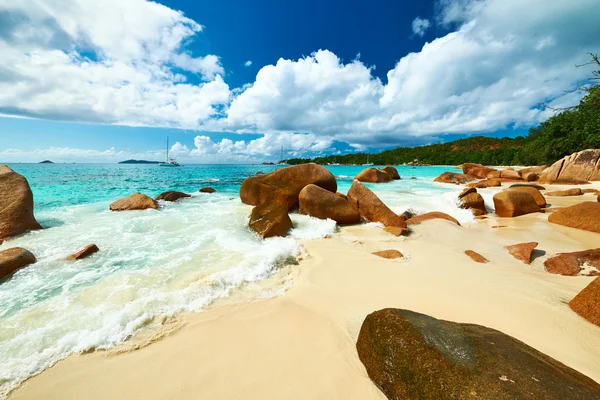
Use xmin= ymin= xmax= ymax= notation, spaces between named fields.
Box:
xmin=244 ymin=60 xmax=253 ymax=67
xmin=411 ymin=17 xmax=431 ymax=37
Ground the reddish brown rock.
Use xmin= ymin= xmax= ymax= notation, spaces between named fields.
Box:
xmin=546 ymin=188 xmax=583 ymax=197
xmin=155 ymin=191 xmax=192 ymax=201
xmin=462 ymin=163 xmax=496 ymax=179
xmin=298 ymin=184 xmax=360 ymax=224
xmin=199 ymin=187 xmax=217 ymax=193
xmin=248 ymin=202 xmax=292 ymax=238
xmin=458 ymin=187 xmax=476 ymax=198
xmin=433 ymin=172 xmax=476 ymax=185
xmin=505 ymin=242 xmax=538 ymax=265
xmin=406 ymin=212 xmax=460 ymax=226
xmin=0 ymin=165 xmax=42 ymax=242
xmin=355 ymin=168 xmax=393 ymax=183
xmin=548 ymin=202 xmax=600 ymax=233
xmin=500 ymin=169 xmax=521 ymax=180
xmin=519 ymin=165 xmax=549 ymax=176
xmin=347 ymin=180 xmax=407 ymax=230
xmin=539 ymin=149 xmax=600 ymax=183
xmin=569 ymin=278 xmax=600 ymax=327
xmin=335 ymin=192 xmax=347 ymax=200
xmin=544 ymin=249 xmax=600 ymax=276
xmin=0 ymin=247 xmax=36 ymax=280
xmin=459 ymin=191 xmax=487 ymax=216
xmin=464 ymin=250 xmax=488 ymax=263
xmin=372 ymin=250 xmax=404 ymax=259
xmin=381 ymin=166 xmax=401 ymax=180
xmin=467 ymin=179 xmax=502 ymax=188
xmin=522 ymin=172 xmax=539 ymax=182
xmin=383 ymin=226 xmax=405 ymax=236
xmin=582 ymin=189 xmax=598 ymax=194
xmin=487 ymin=170 xmax=502 ymax=179
xmin=240 ymin=163 xmax=337 ymax=211
xmin=510 ymin=183 xmax=546 ymax=191
xmin=508 ymin=186 xmax=546 ymax=208
xmin=110 ymin=193 xmax=158 ymax=211
xmin=67 ymin=244 xmax=100 ymax=261
xmin=493 ymin=191 xmax=541 ymax=217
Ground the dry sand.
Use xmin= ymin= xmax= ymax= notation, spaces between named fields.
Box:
xmin=9 ymin=182 xmax=600 ymax=400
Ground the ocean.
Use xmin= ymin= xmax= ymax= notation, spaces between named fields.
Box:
xmin=0 ymin=163 xmax=485 ymax=396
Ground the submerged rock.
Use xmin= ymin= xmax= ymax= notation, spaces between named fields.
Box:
xmin=406 ymin=212 xmax=460 ymax=226
xmin=110 ymin=193 xmax=158 ymax=211
xmin=347 ymin=180 xmax=407 ymax=231
xmin=0 ymin=247 xmax=36 ymax=281
xmin=240 ymin=163 xmax=337 ymax=211
xmin=155 ymin=191 xmax=192 ymax=201
xmin=248 ymin=202 xmax=292 ymax=238
xmin=199 ymin=187 xmax=217 ymax=193
xmin=548 ymin=202 xmax=600 ymax=233
xmin=544 ymin=249 xmax=600 ymax=276
xmin=539 ymin=149 xmax=600 ymax=183
xmin=355 ymin=168 xmax=393 ymax=183
xmin=570 ymin=278 xmax=600 ymax=327
xmin=464 ymin=250 xmax=488 ymax=263
xmin=505 ymin=242 xmax=538 ymax=265
xmin=0 ymin=165 xmax=42 ymax=242
xmin=356 ymin=308 xmax=600 ymax=400
xmin=493 ymin=191 xmax=541 ymax=217
xmin=298 ymin=184 xmax=360 ymax=224
xmin=67 ymin=244 xmax=100 ymax=261
xmin=372 ymin=250 xmax=404 ymax=259
xmin=508 ymin=186 xmax=546 ymax=208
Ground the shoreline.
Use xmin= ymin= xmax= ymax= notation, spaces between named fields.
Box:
xmin=9 ymin=181 xmax=600 ymax=400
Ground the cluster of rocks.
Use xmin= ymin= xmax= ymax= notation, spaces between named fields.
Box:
xmin=110 ymin=187 xmax=217 ymax=211
xmin=355 ymin=166 xmax=400 ymax=183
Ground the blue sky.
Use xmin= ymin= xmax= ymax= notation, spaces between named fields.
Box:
xmin=0 ymin=0 xmax=598 ymax=163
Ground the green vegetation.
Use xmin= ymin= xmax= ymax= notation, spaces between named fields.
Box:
xmin=287 ymin=55 xmax=600 ymax=167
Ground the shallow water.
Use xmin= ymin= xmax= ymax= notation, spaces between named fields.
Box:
xmin=0 ymin=163 xmax=481 ymax=396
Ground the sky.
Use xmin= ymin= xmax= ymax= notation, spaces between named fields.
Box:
xmin=0 ymin=0 xmax=599 ymax=163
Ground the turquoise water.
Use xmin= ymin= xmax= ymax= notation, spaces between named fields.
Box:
xmin=0 ymin=163 xmax=484 ymax=397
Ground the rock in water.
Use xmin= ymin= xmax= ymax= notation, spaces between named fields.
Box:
xmin=0 ymin=165 xmax=42 ymax=242
xmin=493 ymin=191 xmax=541 ymax=217
xmin=464 ymin=250 xmax=488 ymax=263
xmin=155 ymin=191 xmax=192 ymax=202
xmin=539 ymin=149 xmax=600 ymax=183
xmin=356 ymin=308 xmax=600 ymax=400
xmin=544 ymin=249 xmax=600 ymax=276
xmin=459 ymin=191 xmax=488 ymax=216
xmin=508 ymin=186 xmax=546 ymax=207
xmin=298 ymin=184 xmax=360 ymax=224
xmin=240 ymin=163 xmax=337 ymax=210
xmin=355 ymin=168 xmax=393 ymax=183
xmin=199 ymin=187 xmax=217 ymax=193
xmin=372 ymin=250 xmax=404 ymax=259
xmin=347 ymin=180 xmax=407 ymax=230
xmin=406 ymin=212 xmax=460 ymax=226
xmin=381 ymin=166 xmax=400 ymax=180
xmin=505 ymin=242 xmax=538 ymax=265
xmin=67 ymin=244 xmax=100 ymax=261
xmin=110 ymin=193 xmax=158 ymax=211
xmin=570 ymin=278 xmax=600 ymax=327
xmin=248 ymin=202 xmax=292 ymax=238
xmin=548 ymin=202 xmax=600 ymax=233
xmin=0 ymin=247 xmax=36 ymax=281
xmin=433 ymin=172 xmax=476 ymax=185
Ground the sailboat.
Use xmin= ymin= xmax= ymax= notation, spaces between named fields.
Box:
xmin=362 ymin=153 xmax=374 ymax=166
xmin=159 ymin=137 xmax=181 ymax=167
xmin=276 ymin=145 xmax=287 ymax=165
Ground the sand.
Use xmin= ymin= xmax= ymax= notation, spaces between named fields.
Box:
xmin=9 ymin=182 xmax=600 ymax=400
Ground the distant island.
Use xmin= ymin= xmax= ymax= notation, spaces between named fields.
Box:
xmin=118 ymin=160 xmax=160 ymax=164
xmin=39 ymin=160 xmax=54 ymax=164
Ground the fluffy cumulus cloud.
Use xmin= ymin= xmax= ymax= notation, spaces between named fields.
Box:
xmin=411 ymin=17 xmax=431 ymax=37
xmin=1 ymin=0 xmax=600 ymax=157
xmin=0 ymin=0 xmax=230 ymax=128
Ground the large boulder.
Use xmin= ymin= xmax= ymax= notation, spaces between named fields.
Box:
xmin=544 ymin=249 xmax=600 ymax=276
xmin=570 ymin=278 xmax=600 ymax=327
xmin=406 ymin=212 xmax=460 ymax=226
xmin=356 ymin=308 xmax=600 ymax=400
xmin=381 ymin=166 xmax=400 ymax=180
xmin=508 ymin=186 xmax=546 ymax=208
xmin=519 ymin=165 xmax=549 ymax=176
xmin=240 ymin=163 xmax=337 ymax=211
xmin=298 ymin=184 xmax=360 ymax=224
xmin=459 ymin=190 xmax=487 ymax=216
xmin=0 ymin=247 xmax=36 ymax=281
xmin=548 ymin=202 xmax=600 ymax=233
xmin=546 ymin=188 xmax=583 ymax=197
xmin=522 ymin=172 xmax=539 ymax=182
xmin=500 ymin=169 xmax=522 ymax=180
xmin=467 ymin=179 xmax=502 ymax=188
xmin=155 ymin=191 xmax=191 ymax=202
xmin=539 ymin=149 xmax=600 ymax=183
xmin=493 ymin=191 xmax=541 ymax=217
xmin=505 ymin=242 xmax=538 ymax=265
xmin=110 ymin=193 xmax=158 ymax=211
xmin=67 ymin=244 xmax=100 ymax=261
xmin=0 ymin=165 xmax=42 ymax=242
xmin=355 ymin=168 xmax=393 ymax=183
xmin=347 ymin=180 xmax=407 ymax=230
xmin=434 ymin=172 xmax=476 ymax=185
xmin=462 ymin=163 xmax=496 ymax=179
xmin=248 ymin=202 xmax=292 ymax=238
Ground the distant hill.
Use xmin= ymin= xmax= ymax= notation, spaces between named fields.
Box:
xmin=119 ymin=159 xmax=160 ymax=164
xmin=39 ymin=160 xmax=54 ymax=164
